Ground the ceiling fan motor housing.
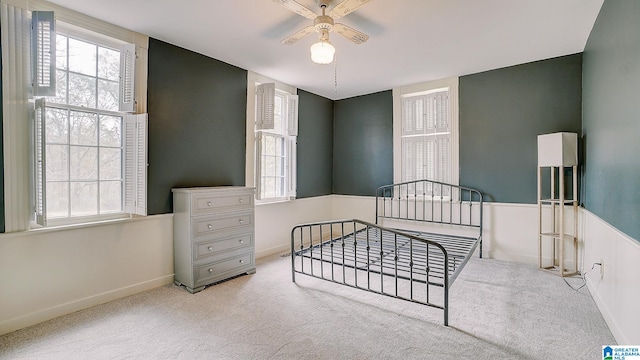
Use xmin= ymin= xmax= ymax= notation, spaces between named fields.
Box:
xmin=314 ymin=15 xmax=334 ymax=33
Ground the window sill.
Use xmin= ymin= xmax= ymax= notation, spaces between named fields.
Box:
xmin=255 ymin=197 xmax=295 ymax=206
xmin=24 ymin=214 xmax=164 ymax=235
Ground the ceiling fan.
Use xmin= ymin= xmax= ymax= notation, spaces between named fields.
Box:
xmin=273 ymin=0 xmax=372 ymax=64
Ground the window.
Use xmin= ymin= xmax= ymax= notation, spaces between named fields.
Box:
xmin=0 ymin=1 xmax=148 ymax=231
xmin=34 ymin=22 xmax=146 ymax=226
xmin=246 ymin=73 xmax=298 ymax=202
xmin=393 ymin=78 xmax=459 ymax=194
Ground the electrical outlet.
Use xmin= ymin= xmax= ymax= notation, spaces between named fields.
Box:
xmin=600 ymin=259 xmax=604 ymax=279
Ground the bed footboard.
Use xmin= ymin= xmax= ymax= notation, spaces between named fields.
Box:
xmin=291 ymin=219 xmax=479 ymax=326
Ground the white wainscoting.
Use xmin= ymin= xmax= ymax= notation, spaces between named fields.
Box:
xmin=254 ymin=196 xmax=333 ymax=258
xmin=580 ymin=209 xmax=640 ymax=345
xmin=329 ymin=196 xmax=542 ymax=262
xmin=0 ymin=214 xmax=174 ymax=336
xmin=2 ymin=196 xmax=636 ymax=343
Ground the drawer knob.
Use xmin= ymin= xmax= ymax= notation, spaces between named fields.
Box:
xmin=207 ymin=201 xmax=212 ymax=206
xmin=239 ymin=239 xmax=244 ymax=244
xmin=207 ymin=224 xmax=213 ymax=229
xmin=239 ymin=198 xmax=243 ymax=203
xmin=239 ymin=260 xmax=244 ymax=264
xmin=239 ymin=219 xmax=244 ymax=224
xmin=207 ymin=246 xmax=213 ymax=251
xmin=208 ymin=268 xmax=213 ymax=273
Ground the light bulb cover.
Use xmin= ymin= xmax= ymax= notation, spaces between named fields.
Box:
xmin=310 ymin=40 xmax=335 ymax=64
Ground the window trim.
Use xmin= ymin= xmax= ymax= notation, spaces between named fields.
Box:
xmin=245 ymin=71 xmax=297 ymax=204
xmin=392 ymin=77 xmax=459 ymax=186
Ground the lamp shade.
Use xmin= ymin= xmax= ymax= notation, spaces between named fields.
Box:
xmin=310 ymin=40 xmax=335 ymax=64
xmin=537 ymin=132 xmax=578 ymax=166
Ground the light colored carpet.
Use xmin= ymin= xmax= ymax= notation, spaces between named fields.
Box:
xmin=0 ymin=254 xmax=615 ymax=359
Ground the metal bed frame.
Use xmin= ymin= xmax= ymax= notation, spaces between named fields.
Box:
xmin=290 ymin=179 xmax=483 ymax=326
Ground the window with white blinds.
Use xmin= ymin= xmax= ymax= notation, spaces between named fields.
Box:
xmin=393 ymin=78 xmax=459 ymax=195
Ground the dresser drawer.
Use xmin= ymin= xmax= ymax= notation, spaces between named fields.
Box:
xmin=192 ymin=213 xmax=253 ymax=238
xmin=194 ymin=233 xmax=253 ymax=261
xmin=194 ymin=252 xmax=254 ymax=285
xmin=192 ymin=192 xmax=253 ymax=216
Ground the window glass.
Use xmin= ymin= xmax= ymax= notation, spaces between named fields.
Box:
xmin=42 ymin=31 xmax=126 ymax=220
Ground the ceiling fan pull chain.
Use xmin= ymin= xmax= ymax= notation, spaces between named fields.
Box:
xmin=334 ymin=54 xmax=338 ymax=95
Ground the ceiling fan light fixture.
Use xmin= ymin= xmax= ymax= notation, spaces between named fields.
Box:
xmin=310 ymin=39 xmax=335 ymax=64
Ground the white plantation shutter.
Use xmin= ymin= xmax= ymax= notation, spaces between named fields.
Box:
xmin=435 ymin=91 xmax=449 ymax=132
xmin=256 ymin=83 xmax=275 ymax=130
xmin=31 ymin=11 xmax=56 ymax=97
xmin=286 ymin=94 xmax=298 ymax=197
xmin=124 ymin=113 xmax=147 ymax=216
xmin=254 ymin=131 xmax=264 ymax=200
xmin=403 ymin=97 xmax=419 ymax=135
xmin=33 ymin=99 xmax=47 ymax=226
xmin=401 ymin=89 xmax=452 ymax=192
xmin=287 ymin=137 xmax=296 ymax=198
xmin=287 ymin=94 xmax=298 ymax=135
xmin=119 ymin=43 xmax=136 ymax=112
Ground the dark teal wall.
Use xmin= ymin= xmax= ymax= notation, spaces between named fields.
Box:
xmin=0 ymin=40 xmax=3 ymax=233
xmin=297 ymin=90 xmax=333 ymax=198
xmin=147 ymin=39 xmax=248 ymax=214
xmin=459 ymin=54 xmax=583 ymax=203
xmin=333 ymin=91 xmax=393 ymax=196
xmin=582 ymin=0 xmax=640 ymax=241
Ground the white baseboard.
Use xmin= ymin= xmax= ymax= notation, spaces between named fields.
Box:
xmin=0 ymin=275 xmax=174 ymax=336
xmin=256 ymin=243 xmax=290 ymax=259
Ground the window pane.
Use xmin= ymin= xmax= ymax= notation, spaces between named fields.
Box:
xmin=70 ymin=111 xmax=97 ymax=145
xmin=263 ymin=177 xmax=275 ymax=198
xmin=46 ymin=145 xmax=69 ymax=181
xmin=53 ymin=70 xmax=68 ymax=104
xmin=99 ymin=116 xmax=122 ymax=147
xmin=70 ymin=146 xmax=98 ymax=180
xmin=97 ymin=79 xmax=119 ymax=111
xmin=46 ymin=182 xmax=69 ymax=218
xmin=264 ymin=135 xmax=275 ymax=155
xmin=100 ymin=181 xmax=122 ymax=213
xmin=68 ymin=38 xmax=97 ymax=76
xmin=68 ymin=73 xmax=97 ymax=108
xmin=56 ymin=34 xmax=68 ymax=70
xmin=70 ymin=182 xmax=98 ymax=216
xmin=45 ymin=108 xmax=68 ymax=144
xmin=275 ymin=155 xmax=283 ymax=175
xmin=98 ymin=47 xmax=120 ymax=81
xmin=100 ymin=147 xmax=121 ymax=180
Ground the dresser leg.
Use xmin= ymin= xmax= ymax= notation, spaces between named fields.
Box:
xmin=187 ymin=286 xmax=205 ymax=294
xmin=246 ymin=268 xmax=256 ymax=275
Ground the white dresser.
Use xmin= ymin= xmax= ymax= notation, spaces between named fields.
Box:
xmin=172 ymin=187 xmax=256 ymax=293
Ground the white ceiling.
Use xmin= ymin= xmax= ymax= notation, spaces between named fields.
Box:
xmin=46 ymin=0 xmax=604 ymax=100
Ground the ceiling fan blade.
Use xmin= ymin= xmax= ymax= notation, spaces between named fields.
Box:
xmin=280 ymin=25 xmax=315 ymax=45
xmin=329 ymin=0 xmax=372 ymax=19
xmin=334 ymin=23 xmax=369 ymax=44
xmin=272 ymin=0 xmax=317 ymax=20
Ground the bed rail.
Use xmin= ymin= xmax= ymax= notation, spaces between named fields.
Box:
xmin=376 ymin=179 xmax=483 ymax=258
xmin=291 ymin=219 xmax=479 ymax=326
